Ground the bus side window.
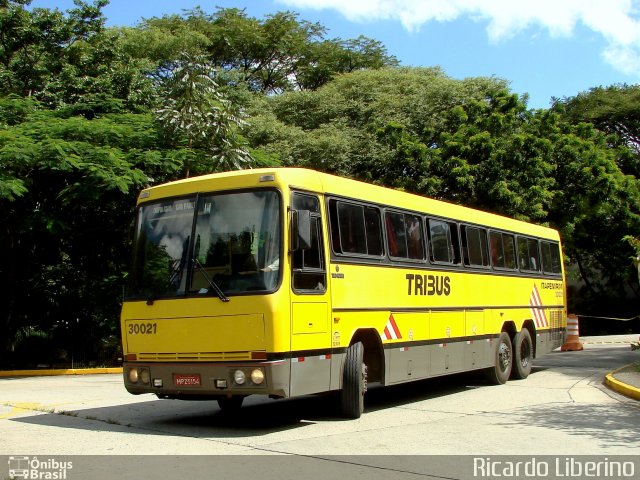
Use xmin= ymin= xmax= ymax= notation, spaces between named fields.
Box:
xmin=386 ymin=212 xmax=407 ymax=258
xmin=517 ymin=237 xmax=541 ymax=272
xmin=406 ymin=214 xmax=424 ymax=260
xmin=517 ymin=237 xmax=529 ymax=270
xmin=490 ymin=231 xmax=503 ymax=268
xmin=292 ymin=193 xmax=326 ymax=292
xmin=329 ymin=200 xmax=342 ymax=254
xmin=541 ymin=241 xmax=562 ymax=274
xmin=462 ymin=225 xmax=489 ymax=267
xmin=364 ymin=206 xmax=384 ymax=256
xmin=529 ymin=239 xmax=540 ymax=271
xmin=338 ymin=202 xmax=366 ymax=254
xmin=386 ymin=211 xmax=424 ymax=260
xmin=490 ymin=231 xmax=516 ymax=270
xmin=329 ymin=199 xmax=383 ymax=257
xmin=502 ymin=234 xmax=516 ymax=269
xmin=428 ymin=219 xmax=460 ymax=264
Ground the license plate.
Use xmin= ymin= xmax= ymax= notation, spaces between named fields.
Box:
xmin=173 ymin=374 xmax=201 ymax=387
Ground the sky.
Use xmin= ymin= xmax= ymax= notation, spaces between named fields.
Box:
xmin=29 ymin=0 xmax=640 ymax=109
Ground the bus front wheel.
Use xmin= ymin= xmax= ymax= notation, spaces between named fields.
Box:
xmin=485 ymin=332 xmax=512 ymax=385
xmin=340 ymin=341 xmax=367 ymax=419
xmin=511 ymin=329 xmax=533 ymax=380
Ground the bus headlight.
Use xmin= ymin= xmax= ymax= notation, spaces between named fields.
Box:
xmin=140 ymin=369 xmax=151 ymax=385
xmin=234 ymin=370 xmax=246 ymax=385
xmin=128 ymin=368 xmax=139 ymax=384
xmin=250 ymin=369 xmax=265 ymax=385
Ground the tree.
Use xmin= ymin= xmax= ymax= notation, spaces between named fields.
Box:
xmin=624 ymin=236 xmax=640 ymax=286
xmin=213 ymin=9 xmax=325 ymax=94
xmin=154 ymin=53 xmax=253 ymax=176
xmin=246 ymin=68 xmax=640 ymax=314
xmin=0 ymin=0 xmax=154 ymax=111
xmin=0 ymin=99 xmax=173 ymax=364
xmin=0 ymin=2 xmax=395 ymax=366
xmin=553 ymin=84 xmax=640 ymax=177
xmin=294 ymin=35 xmax=398 ymax=90
xmin=248 ymin=68 xmax=554 ymax=220
xmin=552 ymin=85 xmax=640 ymax=309
xmin=1 ymin=0 xmax=106 ymax=99
xmin=129 ymin=7 xmax=397 ymax=94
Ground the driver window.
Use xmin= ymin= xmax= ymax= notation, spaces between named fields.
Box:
xmin=292 ymin=193 xmax=326 ymax=293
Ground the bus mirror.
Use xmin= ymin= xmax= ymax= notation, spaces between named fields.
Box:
xmin=292 ymin=210 xmax=312 ymax=250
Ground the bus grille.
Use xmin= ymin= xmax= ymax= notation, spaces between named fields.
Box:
xmin=137 ymin=351 xmax=253 ymax=361
xmin=549 ymin=309 xmax=564 ymax=344
xmin=549 ymin=309 xmax=563 ymax=328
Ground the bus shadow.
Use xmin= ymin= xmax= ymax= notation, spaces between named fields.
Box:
xmin=10 ymin=370 xmax=496 ymax=440
xmin=363 ymin=371 xmax=483 ymax=413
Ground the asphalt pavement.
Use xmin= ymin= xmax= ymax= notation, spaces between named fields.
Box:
xmin=588 ymin=335 xmax=640 ymax=400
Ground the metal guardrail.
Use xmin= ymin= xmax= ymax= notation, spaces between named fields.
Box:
xmin=575 ymin=314 xmax=640 ymax=322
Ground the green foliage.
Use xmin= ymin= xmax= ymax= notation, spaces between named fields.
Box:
xmin=250 ymin=68 xmax=557 ymax=221
xmin=625 ymin=235 xmax=640 ymax=256
xmin=554 ymin=84 xmax=640 ymax=176
xmin=624 ymin=235 xmax=640 ymax=286
xmin=127 ymin=6 xmax=397 ymax=94
xmin=154 ymin=53 xmax=253 ymax=175
xmin=246 ymin=68 xmax=640 ymax=312
xmin=0 ymin=98 xmax=181 ymax=365
xmin=0 ymin=1 xmax=638 ymax=366
xmin=0 ymin=0 xmax=154 ymax=111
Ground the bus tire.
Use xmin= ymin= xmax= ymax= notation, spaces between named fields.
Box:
xmin=217 ymin=396 xmax=244 ymax=412
xmin=511 ymin=329 xmax=533 ymax=380
xmin=485 ymin=332 xmax=512 ymax=385
xmin=340 ymin=341 xmax=367 ymax=419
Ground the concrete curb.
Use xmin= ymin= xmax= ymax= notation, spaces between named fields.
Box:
xmin=604 ymin=364 xmax=640 ymax=401
xmin=0 ymin=367 xmax=123 ymax=378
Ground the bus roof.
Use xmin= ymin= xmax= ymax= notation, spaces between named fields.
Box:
xmin=138 ymin=167 xmax=560 ymax=241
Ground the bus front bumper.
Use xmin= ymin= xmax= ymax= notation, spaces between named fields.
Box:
xmin=123 ymin=360 xmax=290 ymax=399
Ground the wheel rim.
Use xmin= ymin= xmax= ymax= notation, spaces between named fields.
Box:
xmin=519 ymin=338 xmax=531 ymax=368
xmin=362 ymin=364 xmax=368 ymax=394
xmin=498 ymin=341 xmax=511 ymax=372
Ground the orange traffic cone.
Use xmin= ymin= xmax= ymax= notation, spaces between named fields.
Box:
xmin=561 ymin=314 xmax=584 ymax=351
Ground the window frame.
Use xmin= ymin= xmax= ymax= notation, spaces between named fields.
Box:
xmin=291 ymin=192 xmax=327 ymax=294
xmin=328 ymin=198 xmax=385 ymax=259
xmin=540 ymin=240 xmax=563 ymax=276
xmin=516 ymin=235 xmax=541 ymax=273
xmin=323 ymin=194 xmax=562 ymax=278
xmin=489 ymin=230 xmax=518 ymax=271
xmin=128 ymin=188 xmax=284 ymax=301
xmin=427 ymin=218 xmax=461 ymax=266
xmin=461 ymin=224 xmax=491 ymax=269
xmin=384 ymin=209 xmax=426 ymax=263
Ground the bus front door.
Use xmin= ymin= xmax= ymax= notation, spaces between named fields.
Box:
xmin=289 ymin=192 xmax=331 ymax=396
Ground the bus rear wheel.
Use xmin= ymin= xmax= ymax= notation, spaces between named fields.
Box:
xmin=485 ymin=332 xmax=512 ymax=385
xmin=340 ymin=341 xmax=367 ymax=419
xmin=511 ymin=329 xmax=533 ymax=380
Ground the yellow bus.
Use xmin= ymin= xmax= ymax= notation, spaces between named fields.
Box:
xmin=121 ymin=168 xmax=567 ymax=418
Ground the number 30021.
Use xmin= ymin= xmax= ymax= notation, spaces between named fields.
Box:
xmin=128 ymin=323 xmax=157 ymax=334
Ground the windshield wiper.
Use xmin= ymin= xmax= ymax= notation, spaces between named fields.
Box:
xmin=192 ymin=258 xmax=230 ymax=302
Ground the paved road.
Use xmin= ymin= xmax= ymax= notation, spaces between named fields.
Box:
xmin=1 ymin=335 xmax=639 ymax=479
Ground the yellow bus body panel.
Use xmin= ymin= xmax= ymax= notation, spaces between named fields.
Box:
xmin=121 ymin=291 xmax=294 ymax=357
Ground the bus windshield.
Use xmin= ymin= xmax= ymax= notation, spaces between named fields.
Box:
xmin=128 ymin=190 xmax=281 ymax=299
